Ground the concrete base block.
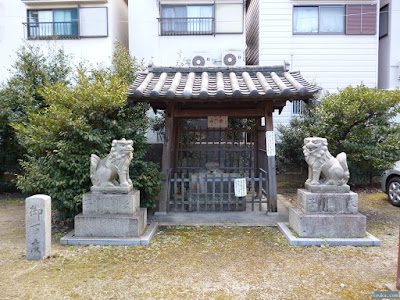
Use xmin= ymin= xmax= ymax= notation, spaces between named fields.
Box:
xmin=82 ymin=191 xmax=140 ymax=215
xmin=74 ymin=208 xmax=147 ymax=237
xmin=61 ymin=222 xmax=158 ymax=246
xmin=289 ymin=206 xmax=366 ymax=238
xmin=298 ymin=189 xmax=358 ymax=214
xmin=278 ymin=223 xmax=380 ymax=247
xmin=90 ymin=185 xmax=133 ymax=194
xmin=305 ymin=183 xmax=350 ymax=193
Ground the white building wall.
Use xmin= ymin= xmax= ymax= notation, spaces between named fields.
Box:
xmin=110 ymin=0 xmax=129 ymax=48
xmin=129 ymin=0 xmax=246 ymax=66
xmin=380 ymin=0 xmax=400 ymax=90
xmin=0 ymin=1 xmax=26 ymax=81
xmin=378 ymin=0 xmax=400 ymax=122
xmin=378 ymin=0 xmax=391 ymax=89
xmin=258 ymin=0 xmax=379 ymax=129
xmin=0 ymin=0 xmax=128 ymax=81
xmin=129 ymin=0 xmax=247 ymax=143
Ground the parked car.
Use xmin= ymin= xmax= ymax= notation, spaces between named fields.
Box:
xmin=381 ymin=161 xmax=400 ymax=206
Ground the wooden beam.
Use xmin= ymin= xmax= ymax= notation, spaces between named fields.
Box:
xmin=264 ymin=102 xmax=278 ymax=213
xmin=159 ymin=103 xmax=175 ymax=213
xmin=174 ymin=107 xmax=265 ymax=118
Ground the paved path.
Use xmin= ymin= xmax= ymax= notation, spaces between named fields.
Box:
xmin=148 ymin=195 xmax=290 ymax=226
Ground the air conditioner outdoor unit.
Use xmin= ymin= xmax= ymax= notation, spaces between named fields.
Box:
xmin=189 ymin=54 xmax=215 ymax=67
xmin=221 ymin=51 xmax=245 ymax=67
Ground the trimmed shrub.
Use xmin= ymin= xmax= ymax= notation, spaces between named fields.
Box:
xmin=277 ymin=84 xmax=400 ymax=186
xmin=13 ymin=44 xmax=162 ymax=221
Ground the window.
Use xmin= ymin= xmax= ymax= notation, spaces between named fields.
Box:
xmin=159 ymin=3 xmax=243 ymax=36
xmin=160 ymin=5 xmax=214 ymax=35
xmin=292 ymin=100 xmax=304 ymax=115
xmin=27 ymin=9 xmax=78 ymax=39
xmin=379 ymin=5 xmax=389 ymax=38
xmin=293 ymin=4 xmax=376 ymax=35
xmin=215 ymin=3 xmax=243 ymax=33
xmin=79 ymin=7 xmax=108 ymax=37
xmin=25 ymin=7 xmax=108 ymax=39
xmin=293 ymin=6 xmax=345 ymax=34
xmin=346 ymin=5 xmax=376 ymax=35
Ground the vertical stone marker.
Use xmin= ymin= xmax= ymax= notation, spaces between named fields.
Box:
xmin=26 ymin=195 xmax=51 ymax=260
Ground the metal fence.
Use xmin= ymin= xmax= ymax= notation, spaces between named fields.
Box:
xmin=158 ymin=17 xmax=214 ymax=35
xmin=23 ymin=22 xmax=79 ymax=39
xmin=168 ymin=171 xmax=268 ymax=212
xmin=176 ymin=126 xmax=256 ymax=177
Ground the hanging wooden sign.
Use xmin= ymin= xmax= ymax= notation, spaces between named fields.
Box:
xmin=208 ymin=116 xmax=228 ymax=128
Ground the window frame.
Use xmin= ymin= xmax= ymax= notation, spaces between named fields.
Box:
xmin=292 ymin=100 xmax=305 ymax=116
xmin=26 ymin=8 xmax=79 ymax=39
xmin=292 ymin=5 xmax=346 ymax=35
xmin=24 ymin=7 xmax=109 ymax=40
xmin=379 ymin=4 xmax=389 ymax=39
xmin=345 ymin=4 xmax=377 ymax=35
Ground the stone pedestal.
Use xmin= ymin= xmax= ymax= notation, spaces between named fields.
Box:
xmin=75 ymin=208 xmax=147 ymax=237
xmin=74 ymin=191 xmax=146 ymax=237
xmin=82 ymin=191 xmax=140 ymax=215
xmin=289 ymin=189 xmax=366 ymax=238
xmin=297 ymin=189 xmax=358 ymax=214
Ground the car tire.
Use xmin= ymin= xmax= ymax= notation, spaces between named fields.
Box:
xmin=387 ymin=176 xmax=400 ymax=207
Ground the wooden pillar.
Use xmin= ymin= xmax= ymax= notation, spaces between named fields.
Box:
xmin=159 ymin=103 xmax=175 ymax=213
xmin=264 ymin=102 xmax=278 ymax=213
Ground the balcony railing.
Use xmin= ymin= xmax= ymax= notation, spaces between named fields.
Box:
xmin=158 ymin=17 xmax=214 ymax=36
xmin=23 ymin=21 xmax=79 ymax=40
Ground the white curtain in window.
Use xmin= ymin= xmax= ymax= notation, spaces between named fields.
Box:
xmin=187 ymin=6 xmax=213 ymax=33
xmin=38 ymin=11 xmax=53 ymax=37
xmin=162 ymin=7 xmax=187 ymax=32
xmin=28 ymin=11 xmax=39 ymax=37
xmin=293 ymin=7 xmax=318 ymax=33
xmin=54 ymin=10 xmax=71 ymax=35
xmin=54 ymin=10 xmax=78 ymax=36
xmin=320 ymin=6 xmax=345 ymax=33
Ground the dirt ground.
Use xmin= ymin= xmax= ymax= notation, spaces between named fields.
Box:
xmin=0 ymin=192 xmax=399 ymax=300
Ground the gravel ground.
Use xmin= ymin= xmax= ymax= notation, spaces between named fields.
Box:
xmin=0 ymin=192 xmax=399 ymax=299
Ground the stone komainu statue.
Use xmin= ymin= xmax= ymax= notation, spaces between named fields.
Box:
xmin=90 ymin=139 xmax=133 ymax=189
xmin=303 ymin=137 xmax=350 ymax=186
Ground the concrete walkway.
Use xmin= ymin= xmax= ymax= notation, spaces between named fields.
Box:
xmin=148 ymin=195 xmax=290 ymax=226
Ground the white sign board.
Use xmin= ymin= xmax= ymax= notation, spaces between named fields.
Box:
xmin=234 ymin=178 xmax=247 ymax=197
xmin=266 ymin=131 xmax=276 ymax=156
xmin=208 ymin=116 xmax=228 ymax=128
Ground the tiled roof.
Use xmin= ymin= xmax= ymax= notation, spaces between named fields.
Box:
xmin=127 ymin=64 xmax=320 ymax=102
